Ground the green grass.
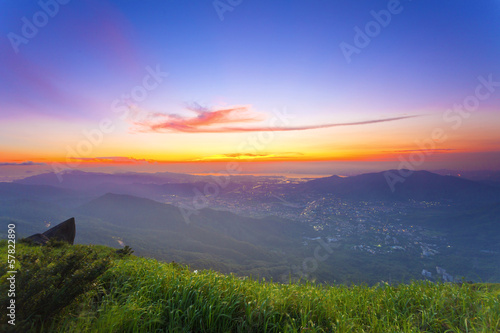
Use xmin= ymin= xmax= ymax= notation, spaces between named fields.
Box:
xmin=1 ymin=242 xmax=499 ymax=332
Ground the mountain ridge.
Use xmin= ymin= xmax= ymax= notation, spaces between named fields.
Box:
xmin=302 ymin=169 xmax=500 ymax=203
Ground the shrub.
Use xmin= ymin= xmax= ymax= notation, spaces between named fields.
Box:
xmin=115 ymin=245 xmax=134 ymax=257
xmin=0 ymin=243 xmax=111 ymax=332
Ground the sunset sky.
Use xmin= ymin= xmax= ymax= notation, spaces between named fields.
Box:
xmin=1 ymin=0 xmax=499 ymax=178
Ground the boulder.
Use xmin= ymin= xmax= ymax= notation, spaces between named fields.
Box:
xmin=25 ymin=217 xmax=76 ymax=245
xmin=25 ymin=233 xmax=50 ymax=245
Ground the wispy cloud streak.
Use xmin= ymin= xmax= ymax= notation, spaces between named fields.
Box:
xmin=0 ymin=161 xmax=46 ymax=166
xmin=132 ymin=104 xmax=419 ymax=133
xmin=389 ymin=149 xmax=456 ymax=154
xmin=69 ymin=157 xmax=157 ymax=164
xmin=193 ymin=152 xmax=303 ymax=161
xmin=222 ymin=115 xmax=420 ymax=133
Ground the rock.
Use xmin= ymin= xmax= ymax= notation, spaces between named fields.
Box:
xmin=25 ymin=217 xmax=76 ymax=245
xmin=43 ymin=217 xmax=76 ymax=244
xmin=25 ymin=233 xmax=50 ymax=245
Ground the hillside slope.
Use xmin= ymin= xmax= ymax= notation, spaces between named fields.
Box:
xmin=74 ymin=193 xmax=312 ymax=278
xmin=1 ymin=241 xmax=498 ymax=332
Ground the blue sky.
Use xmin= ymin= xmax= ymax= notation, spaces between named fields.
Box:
xmin=0 ymin=0 xmax=499 ymax=175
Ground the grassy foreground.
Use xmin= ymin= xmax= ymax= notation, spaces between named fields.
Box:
xmin=1 ymin=241 xmax=499 ymax=332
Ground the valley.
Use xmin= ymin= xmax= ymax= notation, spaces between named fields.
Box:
xmin=1 ymin=169 xmax=499 ymax=285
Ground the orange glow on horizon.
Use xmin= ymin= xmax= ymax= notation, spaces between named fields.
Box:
xmin=0 ymin=147 xmax=481 ymax=166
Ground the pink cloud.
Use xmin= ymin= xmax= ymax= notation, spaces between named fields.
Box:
xmin=132 ymin=104 xmax=266 ymax=133
xmin=69 ymin=157 xmax=157 ymax=164
xmin=131 ymin=104 xmax=419 ymax=133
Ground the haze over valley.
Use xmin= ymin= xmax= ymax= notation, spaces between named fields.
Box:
xmin=2 ymin=168 xmax=499 ymax=285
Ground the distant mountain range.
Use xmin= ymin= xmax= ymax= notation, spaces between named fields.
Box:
xmin=302 ymin=170 xmax=500 ymax=203
xmin=13 ymin=170 xmax=259 ymax=202
xmin=12 ymin=169 xmax=500 ymax=204
xmin=2 ymin=168 xmax=499 ymax=283
xmin=15 ymin=170 xmax=204 ymax=189
xmin=0 ymin=182 xmax=75 ymax=201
